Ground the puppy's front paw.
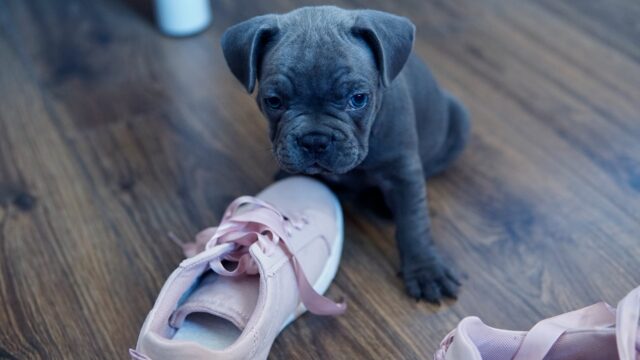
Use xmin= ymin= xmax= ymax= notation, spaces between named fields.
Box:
xmin=402 ymin=256 xmax=460 ymax=303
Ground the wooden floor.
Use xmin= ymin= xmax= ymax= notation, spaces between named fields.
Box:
xmin=0 ymin=0 xmax=639 ymax=359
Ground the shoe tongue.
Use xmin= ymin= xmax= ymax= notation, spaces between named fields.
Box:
xmin=169 ymin=271 xmax=259 ymax=331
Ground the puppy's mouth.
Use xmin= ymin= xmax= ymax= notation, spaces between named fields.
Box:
xmin=302 ymin=163 xmax=330 ymax=175
xmin=273 ymin=135 xmax=364 ymax=175
xmin=278 ymin=158 xmax=333 ymax=175
xmin=280 ymin=158 xmax=359 ymax=176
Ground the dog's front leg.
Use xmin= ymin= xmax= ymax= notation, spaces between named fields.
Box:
xmin=378 ymin=155 xmax=460 ymax=303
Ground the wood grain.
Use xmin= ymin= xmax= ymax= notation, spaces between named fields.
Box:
xmin=0 ymin=0 xmax=639 ymax=359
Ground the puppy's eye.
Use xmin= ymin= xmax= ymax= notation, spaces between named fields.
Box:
xmin=264 ymin=96 xmax=282 ymax=110
xmin=348 ymin=93 xmax=369 ymax=110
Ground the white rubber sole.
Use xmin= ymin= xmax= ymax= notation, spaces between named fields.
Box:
xmin=281 ymin=192 xmax=344 ymax=330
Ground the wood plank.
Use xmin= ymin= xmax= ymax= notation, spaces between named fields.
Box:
xmin=535 ymin=0 xmax=640 ymax=64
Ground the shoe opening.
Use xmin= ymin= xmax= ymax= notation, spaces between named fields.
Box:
xmin=168 ymin=270 xmax=260 ymax=350
xmin=172 ymin=312 xmax=242 ymax=350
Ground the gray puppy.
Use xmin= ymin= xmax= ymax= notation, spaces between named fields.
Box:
xmin=221 ymin=6 xmax=470 ymax=302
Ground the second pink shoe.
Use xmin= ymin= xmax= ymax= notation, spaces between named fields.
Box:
xmin=131 ymin=176 xmax=346 ymax=360
xmin=435 ymin=285 xmax=640 ymax=360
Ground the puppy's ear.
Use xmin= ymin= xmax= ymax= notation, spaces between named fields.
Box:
xmin=352 ymin=10 xmax=415 ymax=87
xmin=221 ymin=15 xmax=279 ymax=93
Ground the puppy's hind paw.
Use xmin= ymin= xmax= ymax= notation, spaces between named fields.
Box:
xmin=402 ymin=260 xmax=460 ymax=304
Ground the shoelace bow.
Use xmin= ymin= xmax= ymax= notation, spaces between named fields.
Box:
xmin=171 ymin=195 xmax=346 ymax=316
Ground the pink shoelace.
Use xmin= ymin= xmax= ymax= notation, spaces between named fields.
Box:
xmin=171 ymin=195 xmax=346 ymax=316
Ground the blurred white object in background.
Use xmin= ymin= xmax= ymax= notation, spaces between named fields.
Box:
xmin=154 ymin=0 xmax=212 ymax=37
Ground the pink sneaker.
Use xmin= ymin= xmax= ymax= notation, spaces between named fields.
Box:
xmin=435 ymin=286 xmax=640 ymax=360
xmin=130 ymin=176 xmax=346 ymax=360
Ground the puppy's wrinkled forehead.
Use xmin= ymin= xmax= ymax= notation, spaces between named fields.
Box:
xmin=220 ymin=6 xmax=415 ymax=94
xmin=278 ymin=6 xmax=353 ymax=36
xmin=260 ymin=7 xmax=377 ymax=91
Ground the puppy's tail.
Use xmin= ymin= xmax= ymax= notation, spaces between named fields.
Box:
xmin=423 ymin=93 xmax=471 ymax=178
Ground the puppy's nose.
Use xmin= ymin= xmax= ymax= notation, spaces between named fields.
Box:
xmin=299 ymin=133 xmax=331 ymax=154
